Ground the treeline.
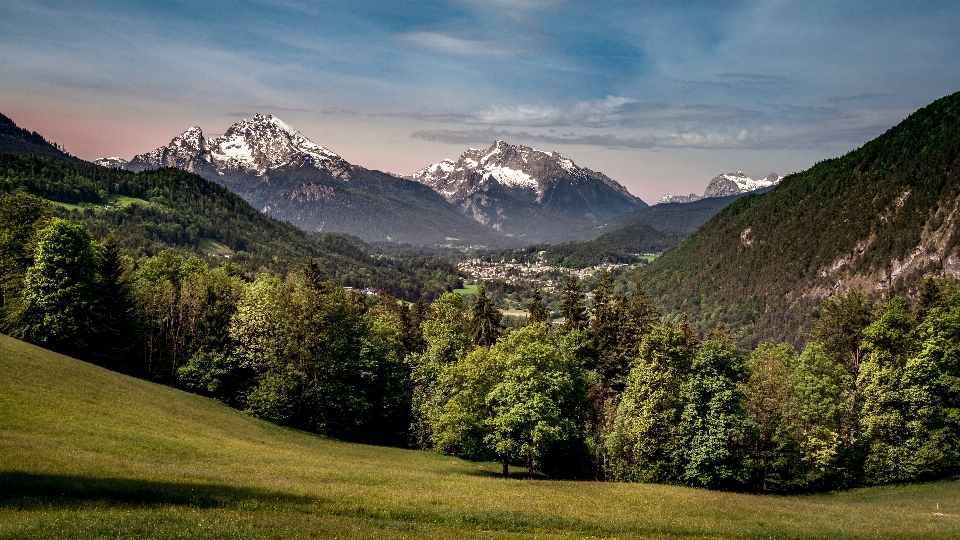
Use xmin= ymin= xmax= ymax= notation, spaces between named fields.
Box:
xmin=0 ymin=153 xmax=462 ymax=301
xmin=5 ymin=188 xmax=960 ymax=491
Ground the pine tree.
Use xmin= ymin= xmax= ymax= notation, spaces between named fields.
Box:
xmin=559 ymin=275 xmax=588 ymax=331
xmin=527 ymin=283 xmax=550 ymax=324
xmin=471 ymin=283 xmax=502 ymax=347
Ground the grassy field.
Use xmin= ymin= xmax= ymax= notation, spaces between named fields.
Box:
xmin=197 ymin=237 xmax=234 ymax=256
xmin=48 ymin=195 xmax=151 ymax=211
xmin=1 ymin=334 xmax=959 ymax=539
xmin=453 ymin=283 xmax=479 ymax=295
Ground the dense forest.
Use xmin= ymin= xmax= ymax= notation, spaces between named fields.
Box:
xmin=627 ymin=91 xmax=960 ymax=347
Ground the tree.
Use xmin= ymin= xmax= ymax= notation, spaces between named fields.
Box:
xmin=484 ymin=323 xmax=586 ymax=477
xmin=0 ymin=192 xmax=49 ymax=316
xmin=89 ymin=235 xmax=138 ymax=370
xmin=811 ymin=289 xmax=874 ymax=374
xmin=526 ymin=284 xmax=550 ymax=324
xmin=678 ymin=336 xmax=748 ymax=490
xmin=409 ymin=293 xmax=473 ymax=449
xmin=558 ymin=275 xmax=588 ymax=331
xmin=743 ymin=342 xmax=796 ymax=492
xmin=606 ymin=324 xmax=697 ymax=483
xmin=471 ymin=283 xmax=502 ymax=347
xmin=9 ymin=218 xmax=99 ymax=357
xmin=857 ymin=296 xmax=917 ymax=484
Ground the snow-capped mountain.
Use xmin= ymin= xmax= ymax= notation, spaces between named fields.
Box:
xmin=93 ymin=157 xmax=128 ymax=169
xmin=96 ymin=115 xmax=500 ymax=246
xmin=118 ymin=114 xmax=353 ymax=182
xmin=410 ymin=141 xmax=646 ymax=241
xmin=658 ymin=172 xmax=781 ymax=204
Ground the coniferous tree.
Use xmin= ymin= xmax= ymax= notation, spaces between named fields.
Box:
xmin=527 ymin=283 xmax=550 ymax=324
xmin=559 ymin=275 xmax=588 ymax=332
xmin=471 ymin=283 xmax=502 ymax=347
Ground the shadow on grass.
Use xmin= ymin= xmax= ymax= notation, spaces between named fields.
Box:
xmin=0 ymin=472 xmax=318 ymax=510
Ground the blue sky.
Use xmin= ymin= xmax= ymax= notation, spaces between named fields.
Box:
xmin=2 ymin=0 xmax=959 ymax=201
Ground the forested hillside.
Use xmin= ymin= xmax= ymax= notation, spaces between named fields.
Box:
xmin=627 ymin=91 xmax=960 ymax=346
xmin=487 ymin=222 xmax=683 ymax=269
xmin=0 ymin=113 xmax=81 ymax=162
xmin=0 ymin=153 xmax=461 ymax=300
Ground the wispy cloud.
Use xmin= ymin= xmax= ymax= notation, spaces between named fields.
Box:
xmin=409 ymin=98 xmax=905 ymax=151
xmin=828 ymin=92 xmax=895 ymax=104
xmin=400 ymin=31 xmax=525 ymax=57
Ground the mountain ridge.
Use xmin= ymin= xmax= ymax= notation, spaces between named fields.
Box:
xmin=410 ymin=140 xmax=647 ymax=242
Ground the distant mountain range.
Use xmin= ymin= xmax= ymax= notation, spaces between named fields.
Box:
xmin=0 ymin=113 xmax=82 ymax=163
xmin=658 ymin=171 xmax=781 ymax=204
xmin=409 ymin=141 xmax=647 ymax=242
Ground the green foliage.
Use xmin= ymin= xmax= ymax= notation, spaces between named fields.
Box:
xmin=678 ymin=337 xmax=748 ymax=489
xmin=558 ymin=275 xmax=587 ymax=331
xmin=8 ymin=218 xmax=99 ymax=355
xmin=525 ymin=284 xmax=550 ymax=324
xmin=606 ymin=324 xmax=697 ymax=483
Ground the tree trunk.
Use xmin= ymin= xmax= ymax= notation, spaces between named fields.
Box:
xmin=502 ymin=457 xmax=508 ymax=477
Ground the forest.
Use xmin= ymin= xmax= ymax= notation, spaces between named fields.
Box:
xmin=4 ymin=187 xmax=960 ymax=493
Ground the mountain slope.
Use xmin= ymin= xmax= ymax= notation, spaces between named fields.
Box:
xmin=628 ymin=91 xmax=960 ymax=346
xmin=3 ymin=333 xmax=958 ymax=539
xmin=0 ymin=153 xmax=460 ymax=300
xmin=0 ymin=113 xmax=82 ymax=163
xmin=106 ymin=115 xmax=504 ymax=246
xmin=411 ymin=141 xmax=646 ymax=242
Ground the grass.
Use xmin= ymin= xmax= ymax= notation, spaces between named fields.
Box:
xmin=453 ymin=283 xmax=479 ymax=295
xmin=1 ymin=334 xmax=959 ymax=539
xmin=48 ymin=195 xmax=151 ymax=211
xmin=197 ymin=238 xmax=234 ymax=256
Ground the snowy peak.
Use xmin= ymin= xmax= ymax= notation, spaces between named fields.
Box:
xmin=94 ymin=157 xmax=128 ymax=169
xmin=208 ymin=114 xmax=344 ymax=175
xmin=106 ymin=114 xmax=350 ymax=179
xmin=703 ymin=171 xmax=779 ymax=198
xmin=411 ymin=140 xmax=638 ymax=201
xmin=658 ymin=171 xmax=782 ymax=204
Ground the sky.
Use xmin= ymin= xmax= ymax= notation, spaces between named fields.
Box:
xmin=2 ymin=0 xmax=959 ymax=203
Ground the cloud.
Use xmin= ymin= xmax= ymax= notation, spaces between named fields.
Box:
xmin=828 ymin=92 xmax=895 ymax=104
xmin=400 ymin=31 xmax=523 ymax=57
xmin=409 ymin=99 xmax=904 ymax=151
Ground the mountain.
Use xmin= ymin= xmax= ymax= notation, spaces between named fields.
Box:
xmin=410 ymin=141 xmax=647 ymax=242
xmin=0 ymin=113 xmax=82 ymax=163
xmin=0 ymin=152 xmax=462 ymax=301
xmin=658 ymin=171 xmax=781 ymax=204
xmin=624 ymin=91 xmax=960 ymax=347
xmin=102 ymin=115 xmax=503 ymax=247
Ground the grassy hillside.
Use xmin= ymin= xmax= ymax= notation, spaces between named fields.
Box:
xmin=2 ymin=333 xmax=959 ymax=539
xmin=628 ymin=91 xmax=960 ymax=346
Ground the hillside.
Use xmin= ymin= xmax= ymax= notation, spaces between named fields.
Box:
xmin=2 ymin=333 xmax=959 ymax=539
xmin=0 ymin=113 xmax=82 ymax=162
xmin=0 ymin=153 xmax=461 ymax=300
xmin=489 ymin=222 xmax=684 ymax=269
xmin=628 ymin=91 xmax=960 ymax=346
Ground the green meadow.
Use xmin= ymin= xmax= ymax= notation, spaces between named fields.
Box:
xmin=1 ymin=333 xmax=958 ymax=539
